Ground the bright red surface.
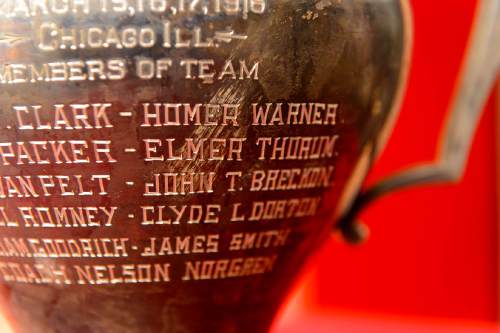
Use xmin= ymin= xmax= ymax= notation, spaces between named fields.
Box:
xmin=311 ymin=91 xmax=499 ymax=321
xmin=277 ymin=314 xmax=499 ymax=333
xmin=282 ymin=0 xmax=499 ymax=324
xmin=273 ymin=280 xmax=500 ymax=333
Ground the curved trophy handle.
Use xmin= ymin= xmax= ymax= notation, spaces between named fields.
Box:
xmin=339 ymin=0 xmax=500 ymax=243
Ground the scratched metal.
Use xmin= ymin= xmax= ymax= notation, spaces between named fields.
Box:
xmin=0 ymin=1 xmax=408 ymax=332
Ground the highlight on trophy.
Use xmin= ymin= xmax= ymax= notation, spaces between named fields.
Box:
xmin=0 ymin=0 xmax=498 ymax=332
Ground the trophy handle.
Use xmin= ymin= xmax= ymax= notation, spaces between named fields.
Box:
xmin=339 ymin=0 xmax=500 ymax=243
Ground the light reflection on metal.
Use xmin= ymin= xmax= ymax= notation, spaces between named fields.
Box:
xmin=0 ymin=32 xmax=30 ymax=46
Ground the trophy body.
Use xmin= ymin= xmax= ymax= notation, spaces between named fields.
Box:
xmin=0 ymin=1 xmax=410 ymax=332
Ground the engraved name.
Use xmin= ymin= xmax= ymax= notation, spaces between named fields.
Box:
xmin=0 ymin=237 xmax=129 ymax=258
xmin=250 ymin=166 xmax=335 ymax=192
xmin=13 ymin=103 xmax=113 ymax=130
xmin=141 ymin=102 xmax=240 ymax=127
xmin=144 ymin=138 xmax=246 ymax=162
xmin=0 ymin=174 xmax=111 ymax=198
xmin=0 ymin=206 xmax=117 ymax=228
xmin=141 ymin=204 xmax=221 ymax=225
xmin=230 ymin=196 xmax=322 ymax=222
xmin=256 ymin=136 xmax=339 ymax=161
xmin=141 ymin=234 xmax=219 ymax=256
xmin=0 ymin=261 xmax=171 ymax=285
xmin=252 ymin=103 xmax=338 ymax=126
xmin=182 ymin=254 xmax=277 ymax=281
xmin=144 ymin=172 xmax=215 ymax=196
xmin=0 ymin=140 xmax=116 ymax=165
xmin=229 ymin=229 xmax=290 ymax=251
xmin=74 ymin=263 xmax=171 ymax=284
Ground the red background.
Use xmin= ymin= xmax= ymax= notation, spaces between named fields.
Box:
xmin=275 ymin=0 xmax=499 ymax=329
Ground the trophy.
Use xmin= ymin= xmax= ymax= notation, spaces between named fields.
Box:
xmin=0 ymin=0 xmax=497 ymax=332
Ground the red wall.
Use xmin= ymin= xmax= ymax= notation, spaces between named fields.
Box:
xmin=310 ymin=0 xmax=499 ymax=322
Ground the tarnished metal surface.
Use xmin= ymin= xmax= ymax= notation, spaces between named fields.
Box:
xmin=0 ymin=1 xmax=407 ymax=332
